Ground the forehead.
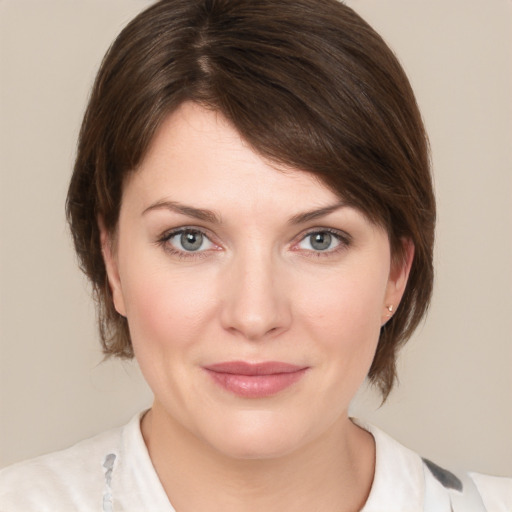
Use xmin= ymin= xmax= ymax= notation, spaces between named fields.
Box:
xmin=125 ymin=102 xmax=343 ymax=215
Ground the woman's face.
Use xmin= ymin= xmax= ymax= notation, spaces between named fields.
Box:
xmin=102 ymin=102 xmax=411 ymax=459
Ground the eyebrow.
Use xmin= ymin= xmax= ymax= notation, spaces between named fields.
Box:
xmin=288 ymin=201 xmax=346 ymax=224
xmin=142 ymin=199 xmax=346 ymax=225
xmin=142 ymin=200 xmax=221 ymax=224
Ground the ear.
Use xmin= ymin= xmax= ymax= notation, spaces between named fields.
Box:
xmin=382 ymin=238 xmax=415 ymax=325
xmin=98 ymin=216 xmax=127 ymax=317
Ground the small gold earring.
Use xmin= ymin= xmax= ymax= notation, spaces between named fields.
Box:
xmin=386 ymin=305 xmax=394 ymax=317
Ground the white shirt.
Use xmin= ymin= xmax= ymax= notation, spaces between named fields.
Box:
xmin=1 ymin=412 xmax=510 ymax=511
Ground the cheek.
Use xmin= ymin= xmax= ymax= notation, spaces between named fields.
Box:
xmin=297 ymin=266 xmax=387 ymax=342
xmin=294 ymin=261 xmax=388 ymax=394
xmin=119 ymin=261 xmax=218 ymax=354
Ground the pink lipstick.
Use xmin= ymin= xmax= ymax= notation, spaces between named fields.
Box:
xmin=203 ymin=361 xmax=308 ymax=398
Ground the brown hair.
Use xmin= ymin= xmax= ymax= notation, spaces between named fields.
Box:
xmin=66 ymin=0 xmax=435 ymax=400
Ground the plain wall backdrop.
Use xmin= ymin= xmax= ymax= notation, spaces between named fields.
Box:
xmin=1 ymin=0 xmax=511 ymax=475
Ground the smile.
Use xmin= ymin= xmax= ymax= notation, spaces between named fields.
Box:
xmin=203 ymin=361 xmax=309 ymax=398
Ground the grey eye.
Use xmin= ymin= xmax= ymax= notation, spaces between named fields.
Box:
xmin=297 ymin=231 xmax=343 ymax=252
xmin=180 ymin=231 xmax=204 ymax=251
xmin=163 ymin=228 xmax=214 ymax=255
xmin=309 ymin=232 xmax=333 ymax=251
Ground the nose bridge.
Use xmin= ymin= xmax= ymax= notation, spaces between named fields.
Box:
xmin=220 ymin=243 xmax=290 ymax=340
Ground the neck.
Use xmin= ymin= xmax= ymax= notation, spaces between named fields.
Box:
xmin=141 ymin=404 xmax=375 ymax=512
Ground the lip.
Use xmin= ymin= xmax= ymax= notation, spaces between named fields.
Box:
xmin=203 ymin=361 xmax=308 ymax=398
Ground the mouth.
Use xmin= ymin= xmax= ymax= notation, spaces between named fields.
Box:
xmin=203 ymin=361 xmax=309 ymax=398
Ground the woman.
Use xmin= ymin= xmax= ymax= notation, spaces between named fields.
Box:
xmin=0 ymin=0 xmax=510 ymax=510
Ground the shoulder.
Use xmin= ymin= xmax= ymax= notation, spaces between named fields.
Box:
xmin=355 ymin=419 xmax=512 ymax=512
xmin=423 ymin=460 xmax=512 ymax=512
xmin=0 ymin=414 xmax=134 ymax=512
xmin=469 ymin=472 xmax=512 ymax=512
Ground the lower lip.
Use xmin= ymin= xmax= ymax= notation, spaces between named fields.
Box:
xmin=205 ymin=369 xmax=308 ymax=398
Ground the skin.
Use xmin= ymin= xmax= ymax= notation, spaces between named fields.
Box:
xmin=101 ymin=102 xmax=413 ymax=512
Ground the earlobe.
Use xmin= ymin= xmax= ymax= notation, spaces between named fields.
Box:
xmin=382 ymin=239 xmax=415 ymax=324
xmin=98 ymin=216 xmax=127 ymax=317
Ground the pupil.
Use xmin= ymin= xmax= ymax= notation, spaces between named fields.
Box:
xmin=181 ymin=231 xmax=203 ymax=251
xmin=311 ymin=232 xmax=331 ymax=251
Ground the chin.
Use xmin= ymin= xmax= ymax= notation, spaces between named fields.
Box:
xmin=210 ymin=432 xmax=304 ymax=461
xmin=199 ymin=410 xmax=315 ymax=461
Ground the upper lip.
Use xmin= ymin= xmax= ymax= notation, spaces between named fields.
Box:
xmin=204 ymin=361 xmax=307 ymax=376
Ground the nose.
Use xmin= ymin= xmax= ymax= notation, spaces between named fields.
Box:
xmin=219 ymin=249 xmax=292 ymax=341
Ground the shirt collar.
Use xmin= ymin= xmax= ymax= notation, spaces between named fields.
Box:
xmin=352 ymin=419 xmax=425 ymax=512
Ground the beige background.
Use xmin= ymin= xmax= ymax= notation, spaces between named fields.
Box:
xmin=0 ymin=0 xmax=511 ymax=475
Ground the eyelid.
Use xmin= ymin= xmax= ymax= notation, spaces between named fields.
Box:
xmin=157 ymin=226 xmax=221 ymax=258
xmin=291 ymin=227 xmax=352 ymax=254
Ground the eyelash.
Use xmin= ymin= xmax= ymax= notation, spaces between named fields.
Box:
xmin=157 ymin=227 xmax=217 ymax=260
xmin=294 ymin=228 xmax=352 ymax=258
xmin=156 ymin=227 xmax=352 ymax=260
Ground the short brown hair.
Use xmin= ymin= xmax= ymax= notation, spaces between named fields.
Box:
xmin=66 ymin=0 xmax=435 ymax=400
